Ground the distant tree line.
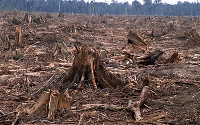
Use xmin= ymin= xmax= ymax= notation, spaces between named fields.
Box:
xmin=0 ymin=0 xmax=200 ymax=16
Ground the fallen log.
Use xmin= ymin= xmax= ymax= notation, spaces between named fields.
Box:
xmin=128 ymin=86 xmax=149 ymax=121
xmin=74 ymin=86 xmax=149 ymax=121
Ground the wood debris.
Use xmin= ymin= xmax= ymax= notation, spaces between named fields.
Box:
xmin=0 ymin=12 xmax=200 ymax=124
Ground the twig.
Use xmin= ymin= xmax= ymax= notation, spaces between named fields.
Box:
xmin=32 ymin=74 xmax=55 ymax=95
xmin=136 ymin=114 xmax=166 ymax=123
xmin=78 ymin=113 xmax=85 ymax=125
xmin=0 ymin=111 xmax=16 ymax=118
xmin=12 ymin=112 xmax=21 ymax=125
xmin=12 ymin=117 xmax=19 ymax=125
xmin=73 ymin=86 xmax=149 ymax=121
xmin=0 ymin=110 xmax=5 ymax=115
xmin=128 ymin=86 xmax=149 ymax=121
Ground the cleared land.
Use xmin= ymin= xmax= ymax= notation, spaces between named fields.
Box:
xmin=0 ymin=12 xmax=200 ymax=124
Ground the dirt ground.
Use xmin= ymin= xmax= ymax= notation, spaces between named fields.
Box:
xmin=0 ymin=11 xmax=200 ymax=124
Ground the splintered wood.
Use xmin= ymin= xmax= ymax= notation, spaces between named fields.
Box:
xmin=48 ymin=90 xmax=59 ymax=120
xmin=62 ymin=43 xmax=125 ymax=90
xmin=128 ymin=86 xmax=149 ymax=121
xmin=15 ymin=26 xmax=22 ymax=47
xmin=27 ymin=90 xmax=71 ymax=120
xmin=27 ymin=91 xmax=50 ymax=116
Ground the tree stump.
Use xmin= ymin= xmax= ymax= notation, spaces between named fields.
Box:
xmin=138 ymin=50 xmax=164 ymax=65
xmin=27 ymin=44 xmax=125 ymax=120
xmin=15 ymin=26 xmax=22 ymax=47
xmin=62 ymin=43 xmax=125 ymax=90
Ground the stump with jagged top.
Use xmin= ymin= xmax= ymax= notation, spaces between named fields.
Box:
xmin=27 ymin=44 xmax=125 ymax=120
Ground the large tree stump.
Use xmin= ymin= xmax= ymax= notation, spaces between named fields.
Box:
xmin=62 ymin=43 xmax=125 ymax=90
xmin=27 ymin=44 xmax=125 ymax=120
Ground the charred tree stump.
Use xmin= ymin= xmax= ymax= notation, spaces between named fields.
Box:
xmin=138 ymin=50 xmax=164 ymax=65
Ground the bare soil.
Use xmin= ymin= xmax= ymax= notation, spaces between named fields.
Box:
xmin=0 ymin=12 xmax=200 ymax=124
